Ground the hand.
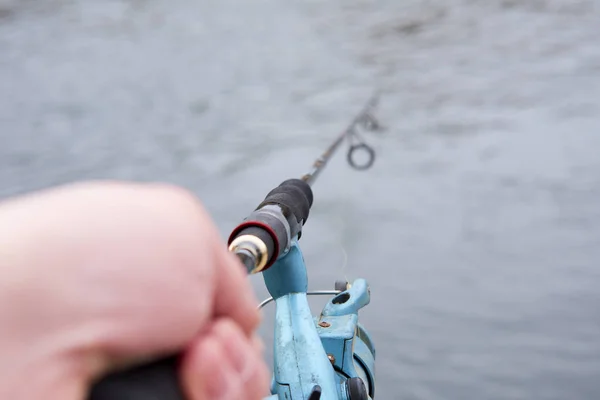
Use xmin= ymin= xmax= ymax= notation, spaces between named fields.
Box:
xmin=0 ymin=181 xmax=270 ymax=400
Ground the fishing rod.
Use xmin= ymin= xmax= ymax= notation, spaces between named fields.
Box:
xmin=302 ymin=94 xmax=379 ymax=185
xmin=88 ymin=94 xmax=382 ymax=400
xmin=228 ymin=94 xmax=380 ymax=276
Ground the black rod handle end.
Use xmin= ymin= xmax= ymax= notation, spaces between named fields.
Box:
xmin=88 ymin=355 xmax=185 ymax=400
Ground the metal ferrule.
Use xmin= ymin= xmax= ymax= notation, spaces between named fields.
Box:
xmin=228 ymin=234 xmax=268 ymax=273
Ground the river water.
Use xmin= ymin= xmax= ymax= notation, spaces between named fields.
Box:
xmin=1 ymin=0 xmax=600 ymax=399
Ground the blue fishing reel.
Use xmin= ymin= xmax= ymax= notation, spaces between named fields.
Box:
xmin=259 ymin=242 xmax=375 ymax=400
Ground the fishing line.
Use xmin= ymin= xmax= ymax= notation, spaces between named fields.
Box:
xmin=332 ymin=186 xmax=349 ymax=283
xmin=330 ymin=95 xmax=382 ymax=282
xmin=337 ymin=238 xmax=349 ymax=282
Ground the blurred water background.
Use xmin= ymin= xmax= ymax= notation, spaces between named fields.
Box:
xmin=1 ymin=0 xmax=600 ymax=399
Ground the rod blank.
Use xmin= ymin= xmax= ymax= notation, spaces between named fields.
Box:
xmin=300 ymin=94 xmax=380 ymax=186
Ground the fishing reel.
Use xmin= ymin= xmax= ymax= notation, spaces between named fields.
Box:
xmin=258 ymin=272 xmax=376 ymax=400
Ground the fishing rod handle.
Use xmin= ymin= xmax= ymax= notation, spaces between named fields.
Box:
xmin=228 ymin=178 xmax=313 ymax=273
xmin=88 ymin=355 xmax=185 ymax=400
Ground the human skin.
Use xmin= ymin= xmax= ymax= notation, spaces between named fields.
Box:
xmin=0 ymin=181 xmax=270 ymax=400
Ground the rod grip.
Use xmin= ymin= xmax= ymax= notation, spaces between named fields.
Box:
xmin=227 ymin=178 xmax=314 ymax=271
xmin=259 ymin=179 xmax=313 ymax=224
xmin=88 ymin=355 xmax=186 ymax=400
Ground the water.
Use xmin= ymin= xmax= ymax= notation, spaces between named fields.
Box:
xmin=1 ymin=0 xmax=600 ymax=398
